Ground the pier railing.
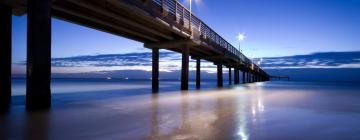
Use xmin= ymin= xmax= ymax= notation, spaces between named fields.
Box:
xmin=124 ymin=0 xmax=260 ymax=71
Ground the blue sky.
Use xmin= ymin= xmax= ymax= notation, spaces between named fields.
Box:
xmin=11 ymin=0 xmax=360 ymax=80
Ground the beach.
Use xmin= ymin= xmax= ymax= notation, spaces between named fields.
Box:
xmin=1 ymin=79 xmax=360 ymax=140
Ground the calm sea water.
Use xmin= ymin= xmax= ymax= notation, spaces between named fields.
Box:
xmin=11 ymin=78 xmax=221 ymax=96
xmin=2 ymin=79 xmax=360 ymax=140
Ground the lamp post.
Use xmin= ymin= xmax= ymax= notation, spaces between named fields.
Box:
xmin=188 ymin=0 xmax=201 ymax=37
xmin=237 ymin=33 xmax=246 ymax=52
xmin=190 ymin=0 xmax=192 ymax=15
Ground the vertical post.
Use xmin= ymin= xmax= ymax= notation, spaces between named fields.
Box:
xmin=181 ymin=6 xmax=184 ymax=26
xmin=250 ymin=73 xmax=253 ymax=83
xmin=181 ymin=45 xmax=189 ymax=90
xmin=174 ymin=0 xmax=177 ymax=21
xmin=234 ymin=67 xmax=239 ymax=84
xmin=252 ymin=73 xmax=254 ymax=82
xmin=251 ymin=73 xmax=254 ymax=83
xmin=255 ymin=74 xmax=257 ymax=82
xmin=0 ymin=5 xmax=12 ymax=111
xmin=196 ymin=59 xmax=200 ymax=89
xmin=242 ymin=71 xmax=246 ymax=84
xmin=26 ymin=0 xmax=52 ymax=110
xmin=152 ymin=48 xmax=159 ymax=93
xmin=245 ymin=72 xmax=248 ymax=83
xmin=189 ymin=0 xmax=192 ymax=31
xmin=228 ymin=67 xmax=232 ymax=85
xmin=236 ymin=68 xmax=240 ymax=84
xmin=233 ymin=68 xmax=237 ymax=84
xmin=217 ymin=63 xmax=223 ymax=87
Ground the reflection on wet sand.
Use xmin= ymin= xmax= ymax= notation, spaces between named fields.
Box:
xmin=144 ymin=88 xmax=266 ymax=140
xmin=1 ymin=81 xmax=360 ymax=140
xmin=24 ymin=111 xmax=50 ymax=140
xmin=0 ymin=111 xmax=50 ymax=140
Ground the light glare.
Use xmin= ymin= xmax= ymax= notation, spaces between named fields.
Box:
xmin=238 ymin=33 xmax=246 ymax=41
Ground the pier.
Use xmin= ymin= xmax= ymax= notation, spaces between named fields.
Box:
xmin=0 ymin=0 xmax=270 ymax=110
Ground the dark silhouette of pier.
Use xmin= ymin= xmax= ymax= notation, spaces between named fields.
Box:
xmin=0 ymin=0 xmax=270 ymax=110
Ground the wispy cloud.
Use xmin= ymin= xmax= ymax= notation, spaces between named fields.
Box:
xmin=13 ymin=51 xmax=360 ymax=75
xmin=254 ymin=51 xmax=360 ymax=69
xmin=51 ymin=52 xmax=180 ymax=67
xmin=49 ymin=52 xmax=217 ymax=73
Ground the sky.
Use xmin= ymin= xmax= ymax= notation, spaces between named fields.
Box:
xmin=10 ymin=0 xmax=360 ymax=81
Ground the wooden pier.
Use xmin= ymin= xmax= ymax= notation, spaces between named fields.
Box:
xmin=0 ymin=0 xmax=270 ymax=110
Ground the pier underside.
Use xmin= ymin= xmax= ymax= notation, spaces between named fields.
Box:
xmin=0 ymin=0 xmax=269 ymax=110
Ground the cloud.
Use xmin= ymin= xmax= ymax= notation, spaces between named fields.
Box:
xmin=254 ymin=51 xmax=360 ymax=69
xmin=13 ymin=51 xmax=360 ymax=77
xmin=49 ymin=51 xmax=219 ymax=73
xmin=51 ymin=52 xmax=180 ymax=67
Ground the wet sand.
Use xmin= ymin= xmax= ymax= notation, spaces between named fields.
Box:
xmin=1 ymin=81 xmax=360 ymax=140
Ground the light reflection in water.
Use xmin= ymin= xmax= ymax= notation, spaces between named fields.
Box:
xmin=237 ymin=84 xmax=265 ymax=140
xmin=236 ymin=94 xmax=250 ymax=140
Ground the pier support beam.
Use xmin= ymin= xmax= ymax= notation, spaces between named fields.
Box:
xmin=242 ymin=71 xmax=246 ymax=84
xmin=245 ymin=72 xmax=248 ymax=83
xmin=253 ymin=74 xmax=255 ymax=82
xmin=234 ymin=68 xmax=239 ymax=84
xmin=0 ymin=5 xmax=12 ymax=111
xmin=196 ymin=59 xmax=200 ymax=89
xmin=26 ymin=0 xmax=52 ymax=110
xmin=181 ymin=46 xmax=189 ymax=90
xmin=250 ymin=73 xmax=253 ymax=83
xmin=228 ymin=68 xmax=232 ymax=85
xmin=252 ymin=74 xmax=255 ymax=82
xmin=254 ymin=74 xmax=256 ymax=82
xmin=217 ymin=63 xmax=223 ymax=87
xmin=152 ymin=48 xmax=159 ymax=93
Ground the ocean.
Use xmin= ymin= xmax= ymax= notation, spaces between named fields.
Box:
xmin=1 ymin=79 xmax=360 ymax=140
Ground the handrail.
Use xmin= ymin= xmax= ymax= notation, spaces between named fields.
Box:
xmin=173 ymin=0 xmax=253 ymax=66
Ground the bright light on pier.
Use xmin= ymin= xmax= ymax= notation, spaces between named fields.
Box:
xmin=238 ymin=33 xmax=246 ymax=41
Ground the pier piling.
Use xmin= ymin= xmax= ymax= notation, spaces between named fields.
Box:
xmin=0 ymin=5 xmax=12 ymax=111
xmin=196 ymin=59 xmax=201 ymax=89
xmin=152 ymin=48 xmax=159 ymax=93
xmin=26 ymin=0 xmax=52 ymax=110
xmin=217 ymin=63 xmax=223 ymax=87
xmin=234 ymin=67 xmax=239 ymax=84
xmin=249 ymin=73 xmax=252 ymax=83
xmin=228 ymin=68 xmax=232 ymax=85
xmin=181 ymin=45 xmax=189 ymax=90
xmin=242 ymin=71 xmax=246 ymax=84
